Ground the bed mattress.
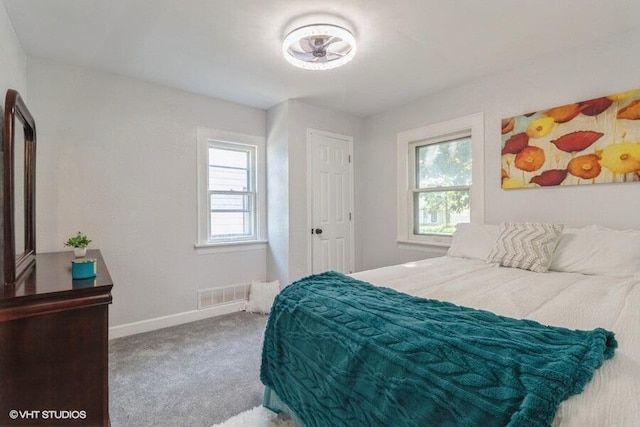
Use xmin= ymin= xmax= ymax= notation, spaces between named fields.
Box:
xmin=351 ymin=256 xmax=640 ymax=426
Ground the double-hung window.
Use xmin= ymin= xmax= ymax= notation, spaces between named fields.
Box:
xmin=397 ymin=113 xmax=484 ymax=247
xmin=208 ymin=142 xmax=256 ymax=241
xmin=410 ymin=134 xmax=471 ymax=237
xmin=196 ymin=127 xmax=265 ymax=250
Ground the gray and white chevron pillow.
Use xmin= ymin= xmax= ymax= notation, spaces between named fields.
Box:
xmin=487 ymin=222 xmax=564 ymax=273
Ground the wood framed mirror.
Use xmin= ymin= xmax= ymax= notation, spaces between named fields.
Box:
xmin=2 ymin=89 xmax=36 ymax=286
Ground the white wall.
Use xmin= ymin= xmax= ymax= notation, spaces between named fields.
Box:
xmin=266 ymin=101 xmax=290 ymax=284
xmin=359 ymin=28 xmax=640 ymax=271
xmin=0 ymin=1 xmax=27 ymax=282
xmin=28 ymin=58 xmax=267 ymax=327
xmin=266 ymin=100 xmax=364 ymax=285
xmin=0 ymin=1 xmax=26 ymax=96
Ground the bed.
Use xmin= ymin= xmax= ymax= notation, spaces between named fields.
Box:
xmin=260 ymin=223 xmax=640 ymax=426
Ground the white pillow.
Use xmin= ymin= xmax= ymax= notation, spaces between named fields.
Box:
xmin=585 ymin=224 xmax=640 ymax=236
xmin=448 ymin=223 xmax=499 ymax=261
xmin=487 ymin=222 xmax=564 ymax=273
xmin=550 ymin=226 xmax=640 ymax=277
xmin=246 ymin=280 xmax=281 ymax=314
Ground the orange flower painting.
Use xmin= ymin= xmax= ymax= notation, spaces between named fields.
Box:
xmin=501 ymin=87 xmax=640 ymax=189
xmin=567 ymin=155 xmax=601 ymax=180
xmin=515 ymin=146 xmax=545 ymax=172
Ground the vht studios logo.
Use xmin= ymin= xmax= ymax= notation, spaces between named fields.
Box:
xmin=9 ymin=409 xmax=87 ymax=420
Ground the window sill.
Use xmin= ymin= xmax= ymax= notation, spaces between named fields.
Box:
xmin=194 ymin=240 xmax=268 ymax=254
xmin=397 ymin=239 xmax=450 ymax=255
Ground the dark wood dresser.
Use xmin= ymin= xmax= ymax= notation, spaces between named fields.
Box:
xmin=0 ymin=250 xmax=113 ymax=426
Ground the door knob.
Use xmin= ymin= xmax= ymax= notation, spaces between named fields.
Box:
xmin=314 ymin=228 xmax=323 ymax=235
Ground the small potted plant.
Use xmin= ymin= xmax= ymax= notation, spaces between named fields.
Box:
xmin=64 ymin=231 xmax=92 ymax=258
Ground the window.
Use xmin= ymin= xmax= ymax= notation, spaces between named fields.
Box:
xmin=397 ymin=113 xmax=484 ymax=247
xmin=208 ymin=142 xmax=256 ymax=241
xmin=411 ymin=134 xmax=471 ymax=236
xmin=197 ymin=127 xmax=266 ymax=250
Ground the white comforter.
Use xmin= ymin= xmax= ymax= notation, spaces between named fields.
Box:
xmin=351 ymin=256 xmax=640 ymax=427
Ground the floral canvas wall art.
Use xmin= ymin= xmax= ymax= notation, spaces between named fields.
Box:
xmin=501 ymin=88 xmax=640 ymax=189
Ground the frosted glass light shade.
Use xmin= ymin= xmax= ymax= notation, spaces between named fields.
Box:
xmin=282 ymin=24 xmax=356 ymax=70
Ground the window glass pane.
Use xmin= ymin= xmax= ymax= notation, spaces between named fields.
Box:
xmin=209 ymin=166 xmax=248 ymax=191
xmin=209 ymin=146 xmax=250 ymax=191
xmin=416 ymin=137 xmax=471 ymax=188
xmin=414 ymin=189 xmax=470 ymax=236
xmin=209 ymin=147 xmax=248 ymax=169
xmin=210 ymin=193 xmax=253 ymax=239
xmin=210 ymin=212 xmax=252 ymax=238
xmin=210 ymin=193 xmax=250 ymax=212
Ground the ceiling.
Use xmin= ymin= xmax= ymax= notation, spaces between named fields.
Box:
xmin=4 ymin=0 xmax=640 ymax=117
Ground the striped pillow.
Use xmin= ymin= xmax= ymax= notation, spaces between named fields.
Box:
xmin=487 ymin=222 xmax=564 ymax=273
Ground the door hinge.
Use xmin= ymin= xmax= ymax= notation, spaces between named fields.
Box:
xmin=348 ymin=154 xmax=351 ymax=163
xmin=349 ymin=212 xmax=352 ymax=221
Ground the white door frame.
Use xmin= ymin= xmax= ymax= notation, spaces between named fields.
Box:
xmin=306 ymin=128 xmax=355 ymax=275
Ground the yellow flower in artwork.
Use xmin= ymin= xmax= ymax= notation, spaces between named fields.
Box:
xmin=608 ymin=89 xmax=640 ymax=101
xmin=598 ymin=142 xmax=640 ymax=174
xmin=502 ymin=178 xmax=524 ymax=189
xmin=525 ymin=117 xmax=555 ymax=138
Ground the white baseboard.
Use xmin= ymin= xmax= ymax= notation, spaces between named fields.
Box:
xmin=109 ymin=301 xmax=246 ymax=340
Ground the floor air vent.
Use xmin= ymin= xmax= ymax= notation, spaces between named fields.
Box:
xmin=198 ymin=284 xmax=250 ymax=310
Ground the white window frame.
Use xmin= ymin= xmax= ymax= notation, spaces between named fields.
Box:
xmin=196 ymin=127 xmax=266 ymax=253
xmin=397 ymin=113 xmax=484 ymax=248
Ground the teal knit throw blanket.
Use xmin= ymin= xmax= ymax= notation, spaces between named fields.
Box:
xmin=260 ymin=271 xmax=617 ymax=427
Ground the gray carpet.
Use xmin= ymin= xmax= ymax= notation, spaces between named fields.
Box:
xmin=109 ymin=312 xmax=268 ymax=426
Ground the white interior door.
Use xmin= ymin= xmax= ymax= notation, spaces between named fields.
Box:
xmin=309 ymin=130 xmax=354 ymax=274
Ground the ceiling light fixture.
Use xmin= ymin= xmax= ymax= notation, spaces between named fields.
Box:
xmin=282 ymin=24 xmax=356 ymax=70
